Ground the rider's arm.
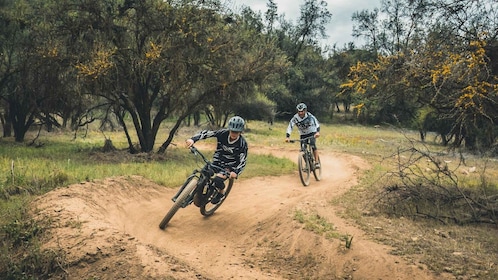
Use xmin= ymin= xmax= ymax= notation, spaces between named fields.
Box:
xmin=286 ymin=117 xmax=296 ymax=139
xmin=190 ymin=129 xmax=225 ymax=143
xmin=186 ymin=130 xmax=215 ymax=148
xmin=306 ymin=113 xmax=319 ymax=130
xmin=231 ymin=141 xmax=248 ymax=178
xmin=313 ymin=115 xmax=320 ymax=137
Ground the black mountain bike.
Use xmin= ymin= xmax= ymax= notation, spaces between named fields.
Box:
xmin=159 ymin=146 xmax=233 ymax=229
xmin=289 ymin=136 xmax=322 ymax=186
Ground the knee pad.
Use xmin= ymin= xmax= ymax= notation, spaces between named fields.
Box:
xmin=212 ymin=176 xmax=225 ymax=190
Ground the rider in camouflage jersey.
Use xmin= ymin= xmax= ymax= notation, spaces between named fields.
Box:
xmin=186 ymin=116 xmax=248 ymax=204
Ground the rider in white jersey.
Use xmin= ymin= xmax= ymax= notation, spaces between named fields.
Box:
xmin=285 ymin=103 xmax=321 ymax=167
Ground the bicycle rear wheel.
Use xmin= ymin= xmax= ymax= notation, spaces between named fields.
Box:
xmin=200 ymin=178 xmax=234 ymax=216
xmin=298 ymin=152 xmax=310 ymax=186
xmin=159 ymin=177 xmax=198 ymax=229
xmin=313 ymin=155 xmax=322 ymax=181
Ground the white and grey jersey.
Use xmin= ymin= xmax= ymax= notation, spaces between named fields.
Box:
xmin=191 ymin=129 xmax=248 ymax=176
xmin=286 ymin=112 xmax=320 ymax=138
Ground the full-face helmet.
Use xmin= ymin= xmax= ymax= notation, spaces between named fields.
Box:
xmin=296 ymin=103 xmax=307 ymax=112
xmin=228 ymin=116 xmax=245 ymax=132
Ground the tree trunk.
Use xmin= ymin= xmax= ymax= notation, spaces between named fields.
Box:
xmin=1 ymin=111 xmax=12 ymax=137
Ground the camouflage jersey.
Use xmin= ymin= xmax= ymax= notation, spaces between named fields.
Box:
xmin=191 ymin=129 xmax=248 ymax=176
xmin=286 ymin=112 xmax=320 ymax=138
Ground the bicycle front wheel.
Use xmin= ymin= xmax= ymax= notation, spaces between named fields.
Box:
xmin=298 ymin=152 xmax=311 ymax=186
xmin=200 ymin=178 xmax=234 ymax=216
xmin=313 ymin=155 xmax=322 ymax=181
xmin=159 ymin=177 xmax=198 ymax=229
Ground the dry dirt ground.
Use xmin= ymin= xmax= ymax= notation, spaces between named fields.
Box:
xmin=30 ymin=145 xmax=454 ymax=280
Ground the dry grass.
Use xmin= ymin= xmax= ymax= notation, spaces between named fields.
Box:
xmin=254 ymin=118 xmax=497 ymax=278
xmin=1 ymin=119 xmax=497 ymax=279
xmin=327 ymin=125 xmax=498 ymax=279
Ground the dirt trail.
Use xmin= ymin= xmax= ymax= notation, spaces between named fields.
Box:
xmin=32 ymin=146 xmax=444 ymax=280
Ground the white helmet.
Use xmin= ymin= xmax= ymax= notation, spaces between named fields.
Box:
xmin=228 ymin=116 xmax=245 ymax=132
xmin=296 ymin=103 xmax=307 ymax=111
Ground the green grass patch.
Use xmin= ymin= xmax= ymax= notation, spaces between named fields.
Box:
xmin=293 ymin=209 xmax=348 ymax=241
xmin=0 ymin=123 xmax=299 ymax=278
xmin=0 ymin=119 xmax=497 ymax=279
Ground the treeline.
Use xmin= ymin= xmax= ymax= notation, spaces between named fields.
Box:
xmin=345 ymin=0 xmax=498 ymax=152
xmin=0 ymin=0 xmax=496 ymax=153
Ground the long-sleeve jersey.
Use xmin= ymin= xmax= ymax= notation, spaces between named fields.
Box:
xmin=286 ymin=112 xmax=320 ymax=138
xmin=190 ymin=129 xmax=248 ymax=176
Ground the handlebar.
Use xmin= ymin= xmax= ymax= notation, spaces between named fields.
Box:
xmin=287 ymin=136 xmax=315 ymax=143
xmin=189 ymin=146 xmax=230 ymax=177
xmin=189 ymin=146 xmax=209 ymax=163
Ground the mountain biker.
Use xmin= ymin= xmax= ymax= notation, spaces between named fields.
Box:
xmin=285 ymin=103 xmax=321 ymax=168
xmin=185 ymin=116 xmax=248 ymax=204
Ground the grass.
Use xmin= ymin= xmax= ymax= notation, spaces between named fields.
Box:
xmin=0 ymin=127 xmax=295 ymax=191
xmin=326 ymin=124 xmax=498 ymax=278
xmin=0 ymin=122 xmax=296 ymax=279
xmin=1 ymin=118 xmax=497 ymax=279
xmin=293 ymin=209 xmax=350 ymax=242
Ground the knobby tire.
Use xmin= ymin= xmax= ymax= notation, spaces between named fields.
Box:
xmin=298 ymin=152 xmax=310 ymax=186
xmin=200 ymin=178 xmax=234 ymax=216
xmin=159 ymin=177 xmax=198 ymax=229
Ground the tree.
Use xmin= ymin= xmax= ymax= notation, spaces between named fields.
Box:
xmin=346 ymin=0 xmax=498 ymax=150
xmin=264 ymin=0 xmax=278 ymax=35
xmin=352 ymin=9 xmax=381 ymax=53
xmin=74 ymin=0 xmax=287 ymax=153
xmin=424 ymin=40 xmax=497 ymax=150
xmin=342 ymin=52 xmax=420 ymax=125
xmin=0 ymin=0 xmax=97 ymax=141
xmin=0 ymin=0 xmax=16 ymax=137
xmin=329 ymin=48 xmax=376 ymax=113
xmin=291 ymin=0 xmax=331 ymax=62
xmin=353 ymin=0 xmax=429 ymax=55
xmin=0 ymin=0 xmax=56 ymax=142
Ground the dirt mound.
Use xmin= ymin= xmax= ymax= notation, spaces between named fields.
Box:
xmin=31 ymin=147 xmax=443 ymax=279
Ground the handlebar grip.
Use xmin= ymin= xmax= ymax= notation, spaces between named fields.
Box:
xmin=189 ymin=146 xmax=199 ymax=155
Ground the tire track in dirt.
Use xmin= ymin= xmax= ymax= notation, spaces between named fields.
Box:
xmin=31 ymin=146 xmax=445 ymax=279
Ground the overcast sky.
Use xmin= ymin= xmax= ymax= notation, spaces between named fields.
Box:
xmin=227 ymin=0 xmax=381 ymax=48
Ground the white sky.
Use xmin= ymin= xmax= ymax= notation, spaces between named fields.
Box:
xmin=227 ymin=0 xmax=381 ymax=48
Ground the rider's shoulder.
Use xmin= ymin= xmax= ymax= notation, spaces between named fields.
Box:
xmin=239 ymin=135 xmax=248 ymax=146
xmin=215 ymin=128 xmax=230 ymax=135
xmin=307 ymin=112 xmax=319 ymax=119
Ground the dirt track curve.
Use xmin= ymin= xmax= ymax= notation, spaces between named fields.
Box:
xmin=31 ymin=145 xmax=445 ymax=280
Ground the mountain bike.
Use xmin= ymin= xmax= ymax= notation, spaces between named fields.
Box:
xmin=159 ymin=146 xmax=233 ymax=229
xmin=289 ymin=136 xmax=321 ymax=186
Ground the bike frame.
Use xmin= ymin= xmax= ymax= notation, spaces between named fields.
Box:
xmin=289 ymin=136 xmax=321 ymax=186
xmin=172 ymin=146 xmax=229 ymax=206
xmin=172 ymin=168 xmax=208 ymax=206
xmin=159 ymin=146 xmax=233 ymax=229
xmin=299 ymin=137 xmax=316 ymax=167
